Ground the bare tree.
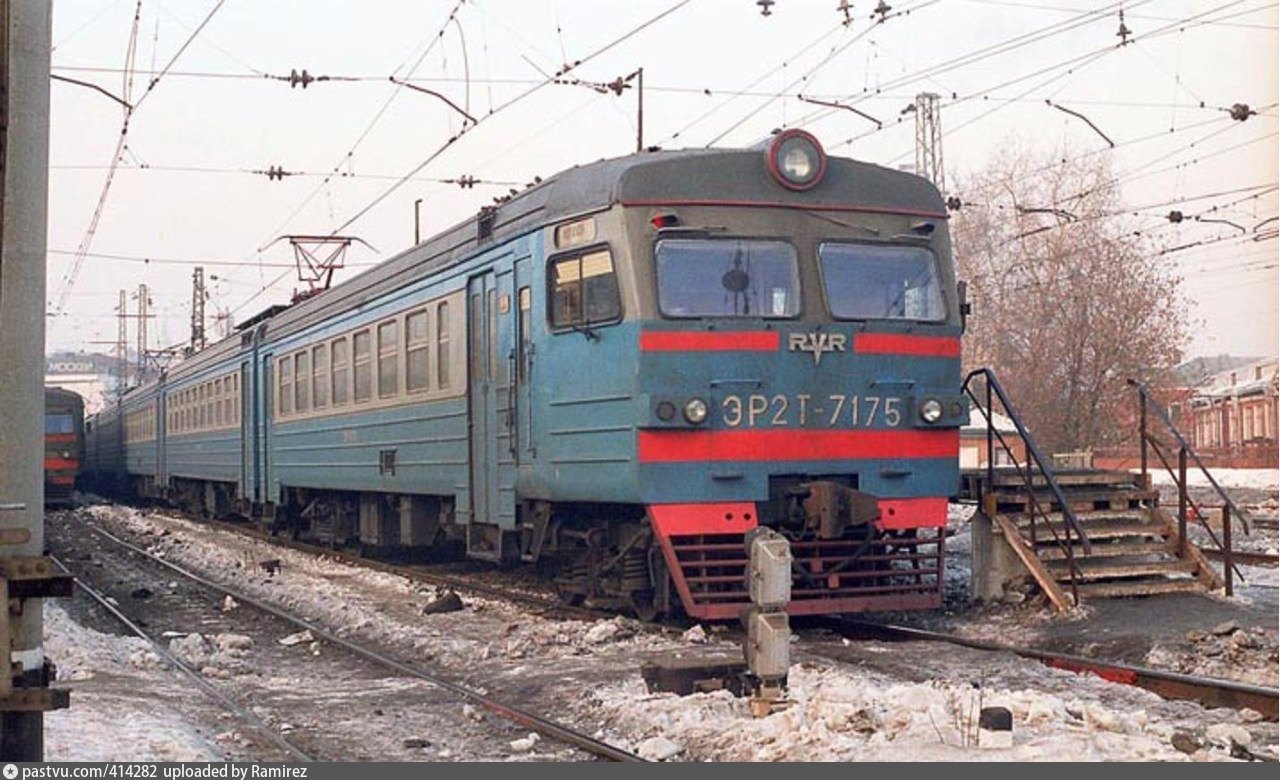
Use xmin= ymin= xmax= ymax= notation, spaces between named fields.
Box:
xmin=951 ymin=143 xmax=1187 ymax=452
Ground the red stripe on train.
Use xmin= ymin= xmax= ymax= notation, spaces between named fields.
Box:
xmin=854 ymin=333 xmax=960 ymax=357
xmin=44 ymin=458 xmax=79 ymax=471
xmin=637 ymin=429 xmax=959 ymax=463
xmin=46 ymin=433 xmax=77 ymax=444
xmin=639 ymin=331 xmax=780 ymax=352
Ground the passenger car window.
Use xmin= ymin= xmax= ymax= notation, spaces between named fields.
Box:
xmin=655 ymin=239 xmax=798 ymax=318
xmin=406 ymin=310 xmax=430 ymax=393
xmin=331 ymin=338 xmax=350 ymax=405
xmin=550 ymin=248 xmax=620 ymax=329
xmin=819 ymin=242 xmax=945 ymax=321
xmin=378 ymin=320 xmax=399 ymax=398
xmin=353 ymin=330 xmax=372 ymax=402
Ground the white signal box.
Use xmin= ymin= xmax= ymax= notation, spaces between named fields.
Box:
xmin=748 ymin=530 xmax=792 ymax=609
xmin=745 ymin=610 xmax=790 ymax=679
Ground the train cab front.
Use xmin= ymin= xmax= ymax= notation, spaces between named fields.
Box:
xmin=627 ymin=131 xmax=966 ymax=620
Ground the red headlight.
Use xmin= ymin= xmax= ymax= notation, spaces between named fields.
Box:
xmin=766 ymin=129 xmax=827 ymax=191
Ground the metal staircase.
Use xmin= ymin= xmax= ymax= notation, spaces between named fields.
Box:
xmin=965 ymin=468 xmax=1218 ymax=606
xmin=961 ymin=371 xmax=1239 ymax=610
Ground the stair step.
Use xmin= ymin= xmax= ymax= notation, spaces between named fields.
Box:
xmin=1037 ymin=540 xmax=1175 ymax=561
xmin=980 ymin=468 xmax=1138 ymax=489
xmin=1074 ymin=578 xmax=1207 ymax=599
xmin=1022 ymin=518 xmax=1168 ymax=542
xmin=1045 ymin=557 xmax=1197 ymax=581
xmin=1016 ymin=510 xmax=1147 ymax=526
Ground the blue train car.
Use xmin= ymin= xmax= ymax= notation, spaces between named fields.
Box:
xmin=87 ymin=132 xmax=966 ymax=619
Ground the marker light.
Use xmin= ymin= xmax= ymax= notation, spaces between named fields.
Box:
xmin=766 ymin=129 xmax=827 ymax=191
xmin=920 ymin=399 xmax=944 ymax=424
xmin=684 ymin=398 xmax=709 ymax=425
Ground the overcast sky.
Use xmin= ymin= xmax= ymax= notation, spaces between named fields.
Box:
xmin=44 ymin=0 xmax=1278 ymax=362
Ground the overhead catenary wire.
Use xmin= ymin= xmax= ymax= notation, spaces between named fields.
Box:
xmin=228 ymin=0 xmax=692 ymax=317
xmin=52 ymin=0 xmax=230 ymax=317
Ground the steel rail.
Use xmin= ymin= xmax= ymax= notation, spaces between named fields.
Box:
xmin=49 ymin=555 xmax=316 ymax=762
xmin=834 ymin=619 xmax=1279 ymax=721
xmin=84 ymin=524 xmax=644 ymax=762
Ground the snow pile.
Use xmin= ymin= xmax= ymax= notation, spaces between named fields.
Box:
xmin=43 ymin=602 xmax=163 ymax=679
xmin=585 ymin=662 xmax=1255 ymax=761
xmin=42 ymin=602 xmax=222 ymax=761
xmin=167 ymin=632 xmax=256 ymax=677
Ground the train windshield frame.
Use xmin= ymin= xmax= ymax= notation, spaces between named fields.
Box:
xmin=45 ymin=413 xmax=75 ymax=434
xmin=818 ymin=242 xmax=947 ymax=322
xmin=655 ymin=238 xmax=800 ymax=319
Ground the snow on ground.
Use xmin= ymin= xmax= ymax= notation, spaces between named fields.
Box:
xmin=81 ymin=505 xmax=680 ymax=670
xmin=43 ymin=602 xmax=223 ymax=761
xmin=586 ymin=656 xmax=1268 ymax=761
xmin=1147 ymin=468 xmax=1278 ymax=491
xmin=74 ymin=503 xmax=1279 ymax=762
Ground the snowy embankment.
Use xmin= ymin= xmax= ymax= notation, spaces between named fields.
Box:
xmin=43 ymin=602 xmax=223 ymax=761
xmin=69 ymin=503 xmax=1278 ymax=762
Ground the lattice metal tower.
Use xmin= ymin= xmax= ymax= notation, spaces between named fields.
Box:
xmin=914 ymin=92 xmax=945 ymax=193
xmin=190 ymin=266 xmax=207 ymax=353
xmin=117 ymin=289 xmax=128 ymax=393
xmin=135 ymin=283 xmax=149 ymax=379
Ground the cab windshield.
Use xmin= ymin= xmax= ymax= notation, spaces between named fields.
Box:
xmin=45 ymin=414 xmax=75 ymax=434
xmin=819 ymin=242 xmax=946 ymax=321
xmin=655 ymin=239 xmax=798 ymax=318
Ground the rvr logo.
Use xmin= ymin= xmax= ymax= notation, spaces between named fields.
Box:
xmin=788 ymin=332 xmax=847 ymax=366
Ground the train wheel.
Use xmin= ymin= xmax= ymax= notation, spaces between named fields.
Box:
xmin=554 ymin=586 xmax=585 ymax=607
xmin=628 ymin=592 xmax=661 ymax=622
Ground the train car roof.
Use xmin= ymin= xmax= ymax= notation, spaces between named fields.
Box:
xmin=140 ymin=145 xmax=946 ymax=390
xmin=44 ymin=386 xmax=85 ymax=404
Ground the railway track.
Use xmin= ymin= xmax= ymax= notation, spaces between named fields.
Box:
xmin=51 ymin=555 xmax=317 ymax=762
xmin=83 ymin=503 xmax=1278 ymax=726
xmin=78 ymin=522 xmax=644 ymax=762
xmin=832 ymin=620 xmax=1279 ymax=722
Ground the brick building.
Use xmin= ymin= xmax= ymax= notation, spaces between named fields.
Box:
xmin=1178 ymin=358 xmax=1278 ymax=466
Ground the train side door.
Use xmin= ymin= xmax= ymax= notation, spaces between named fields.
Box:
xmin=240 ymin=361 xmax=253 ymax=502
xmin=513 ymin=254 xmax=538 ymax=465
xmin=261 ymin=353 xmax=274 ymax=506
xmin=467 ymin=272 xmax=500 ymax=528
xmin=156 ymin=387 xmax=167 ymax=491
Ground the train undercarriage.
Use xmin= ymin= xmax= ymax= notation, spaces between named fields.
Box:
xmin=127 ymin=474 xmax=945 ymax=620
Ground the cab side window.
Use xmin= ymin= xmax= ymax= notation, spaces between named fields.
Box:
xmin=550 ymin=248 xmax=620 ymax=330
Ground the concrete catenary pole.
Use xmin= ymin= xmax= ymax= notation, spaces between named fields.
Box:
xmin=0 ymin=0 xmax=52 ymax=760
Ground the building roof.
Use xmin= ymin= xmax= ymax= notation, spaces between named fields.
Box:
xmin=1192 ymin=358 xmax=1278 ymax=402
xmin=963 ymin=406 xmax=1019 ymax=434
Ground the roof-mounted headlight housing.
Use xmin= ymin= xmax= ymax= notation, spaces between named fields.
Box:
xmin=767 ymin=129 xmax=827 ymax=192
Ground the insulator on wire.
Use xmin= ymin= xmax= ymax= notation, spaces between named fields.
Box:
xmin=1167 ymin=210 xmax=1184 ymax=224
xmin=1229 ymin=103 xmax=1254 ymax=122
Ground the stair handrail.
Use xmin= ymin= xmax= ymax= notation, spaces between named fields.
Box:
xmin=964 ymin=369 xmax=1092 ymax=604
xmin=1129 ymin=378 xmax=1253 ymax=535
xmin=1130 ymin=378 xmax=1250 ymax=586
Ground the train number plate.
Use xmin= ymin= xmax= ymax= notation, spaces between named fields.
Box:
xmin=721 ymin=394 xmax=906 ymax=428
